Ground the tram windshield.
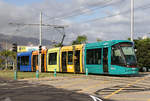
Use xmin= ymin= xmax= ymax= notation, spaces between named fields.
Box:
xmin=111 ymin=45 xmax=126 ymax=66
xmin=111 ymin=42 xmax=137 ymax=67
xmin=120 ymin=43 xmax=137 ymax=67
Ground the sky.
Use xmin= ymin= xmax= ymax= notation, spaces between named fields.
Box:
xmin=2 ymin=0 xmax=42 ymax=5
xmin=0 ymin=0 xmax=150 ymax=45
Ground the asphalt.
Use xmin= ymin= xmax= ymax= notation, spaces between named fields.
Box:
xmin=0 ymin=77 xmax=114 ymax=101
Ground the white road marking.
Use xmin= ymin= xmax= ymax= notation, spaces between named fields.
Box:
xmin=90 ymin=95 xmax=103 ymax=101
xmin=2 ymin=97 xmax=12 ymax=101
xmin=145 ymin=74 xmax=150 ymax=77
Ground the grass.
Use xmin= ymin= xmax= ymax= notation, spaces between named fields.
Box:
xmin=0 ymin=70 xmax=84 ymax=79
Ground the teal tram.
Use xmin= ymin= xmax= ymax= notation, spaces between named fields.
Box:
xmin=84 ymin=40 xmax=139 ymax=75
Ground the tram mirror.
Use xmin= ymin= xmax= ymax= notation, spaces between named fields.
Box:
xmin=134 ymin=49 xmax=137 ymax=52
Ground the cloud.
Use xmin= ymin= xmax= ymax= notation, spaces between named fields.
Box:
xmin=0 ymin=0 xmax=150 ymax=45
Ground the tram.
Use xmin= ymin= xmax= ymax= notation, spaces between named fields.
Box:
xmin=17 ymin=40 xmax=139 ymax=75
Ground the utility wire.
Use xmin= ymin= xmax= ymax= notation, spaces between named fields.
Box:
xmin=43 ymin=0 xmax=112 ymax=19
xmin=78 ymin=3 xmax=150 ymax=24
xmin=43 ymin=0 xmax=125 ymax=22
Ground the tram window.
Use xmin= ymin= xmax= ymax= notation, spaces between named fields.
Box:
xmin=21 ymin=56 xmax=29 ymax=66
xmin=41 ymin=54 xmax=44 ymax=67
xmin=68 ymin=51 xmax=73 ymax=65
xmin=49 ymin=53 xmax=57 ymax=65
xmin=86 ymin=48 xmax=101 ymax=65
xmin=17 ymin=57 xmax=20 ymax=63
xmin=33 ymin=55 xmax=36 ymax=66
xmin=33 ymin=55 xmax=38 ymax=65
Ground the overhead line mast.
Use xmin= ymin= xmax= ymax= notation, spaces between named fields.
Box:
xmin=39 ymin=12 xmax=42 ymax=72
xmin=9 ymin=12 xmax=68 ymax=72
xmin=131 ymin=0 xmax=134 ymax=42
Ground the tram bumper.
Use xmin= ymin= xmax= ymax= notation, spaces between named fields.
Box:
xmin=110 ymin=65 xmax=139 ymax=75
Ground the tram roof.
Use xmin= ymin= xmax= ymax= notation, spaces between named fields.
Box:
xmin=47 ymin=47 xmax=60 ymax=53
xmin=85 ymin=40 xmax=132 ymax=48
xmin=32 ymin=49 xmax=47 ymax=55
xmin=17 ymin=51 xmax=32 ymax=57
xmin=61 ymin=44 xmax=84 ymax=51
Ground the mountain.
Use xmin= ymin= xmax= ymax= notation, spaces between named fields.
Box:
xmin=0 ymin=33 xmax=55 ymax=50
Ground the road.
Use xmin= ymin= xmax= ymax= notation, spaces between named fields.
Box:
xmin=0 ymin=77 xmax=113 ymax=101
xmin=23 ymin=73 xmax=150 ymax=101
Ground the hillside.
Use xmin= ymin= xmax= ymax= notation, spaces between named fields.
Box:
xmin=0 ymin=33 xmax=54 ymax=50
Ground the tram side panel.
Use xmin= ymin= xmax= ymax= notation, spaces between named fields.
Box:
xmin=60 ymin=45 xmax=84 ymax=73
xmin=60 ymin=47 xmax=75 ymax=73
xmin=17 ymin=51 xmax=32 ymax=72
xmin=47 ymin=48 xmax=60 ymax=72
xmin=84 ymin=46 xmax=104 ymax=74
xmin=31 ymin=50 xmax=47 ymax=72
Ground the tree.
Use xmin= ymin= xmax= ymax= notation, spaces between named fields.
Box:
xmin=96 ymin=38 xmax=102 ymax=42
xmin=134 ymin=38 xmax=150 ymax=68
xmin=72 ymin=35 xmax=87 ymax=45
xmin=0 ymin=50 xmax=16 ymax=70
xmin=54 ymin=43 xmax=63 ymax=47
xmin=0 ymin=58 xmax=4 ymax=69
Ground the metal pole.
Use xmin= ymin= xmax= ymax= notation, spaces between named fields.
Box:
xmin=86 ymin=68 xmax=88 ymax=76
xmin=36 ymin=70 xmax=39 ymax=79
xmin=54 ymin=68 xmax=56 ymax=77
xmin=131 ymin=0 xmax=134 ymax=41
xmin=14 ymin=70 xmax=17 ymax=80
xmin=5 ymin=41 xmax=7 ymax=70
xmin=40 ymin=12 xmax=42 ymax=46
xmin=14 ymin=44 xmax=18 ymax=80
xmin=38 ymin=12 xmax=42 ymax=73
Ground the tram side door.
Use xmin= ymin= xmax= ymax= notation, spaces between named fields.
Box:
xmin=62 ymin=52 xmax=67 ymax=72
xmin=32 ymin=55 xmax=37 ymax=71
xmin=74 ymin=50 xmax=80 ymax=73
xmin=17 ymin=57 xmax=20 ymax=71
xmin=41 ymin=54 xmax=45 ymax=72
xmin=103 ymin=48 xmax=108 ymax=73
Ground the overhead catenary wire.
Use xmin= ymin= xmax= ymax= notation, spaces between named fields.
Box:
xmin=43 ymin=0 xmax=113 ymax=19
xmin=77 ymin=2 xmax=150 ymax=24
xmin=43 ymin=0 xmax=125 ymax=22
xmin=43 ymin=0 xmax=150 ymax=24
